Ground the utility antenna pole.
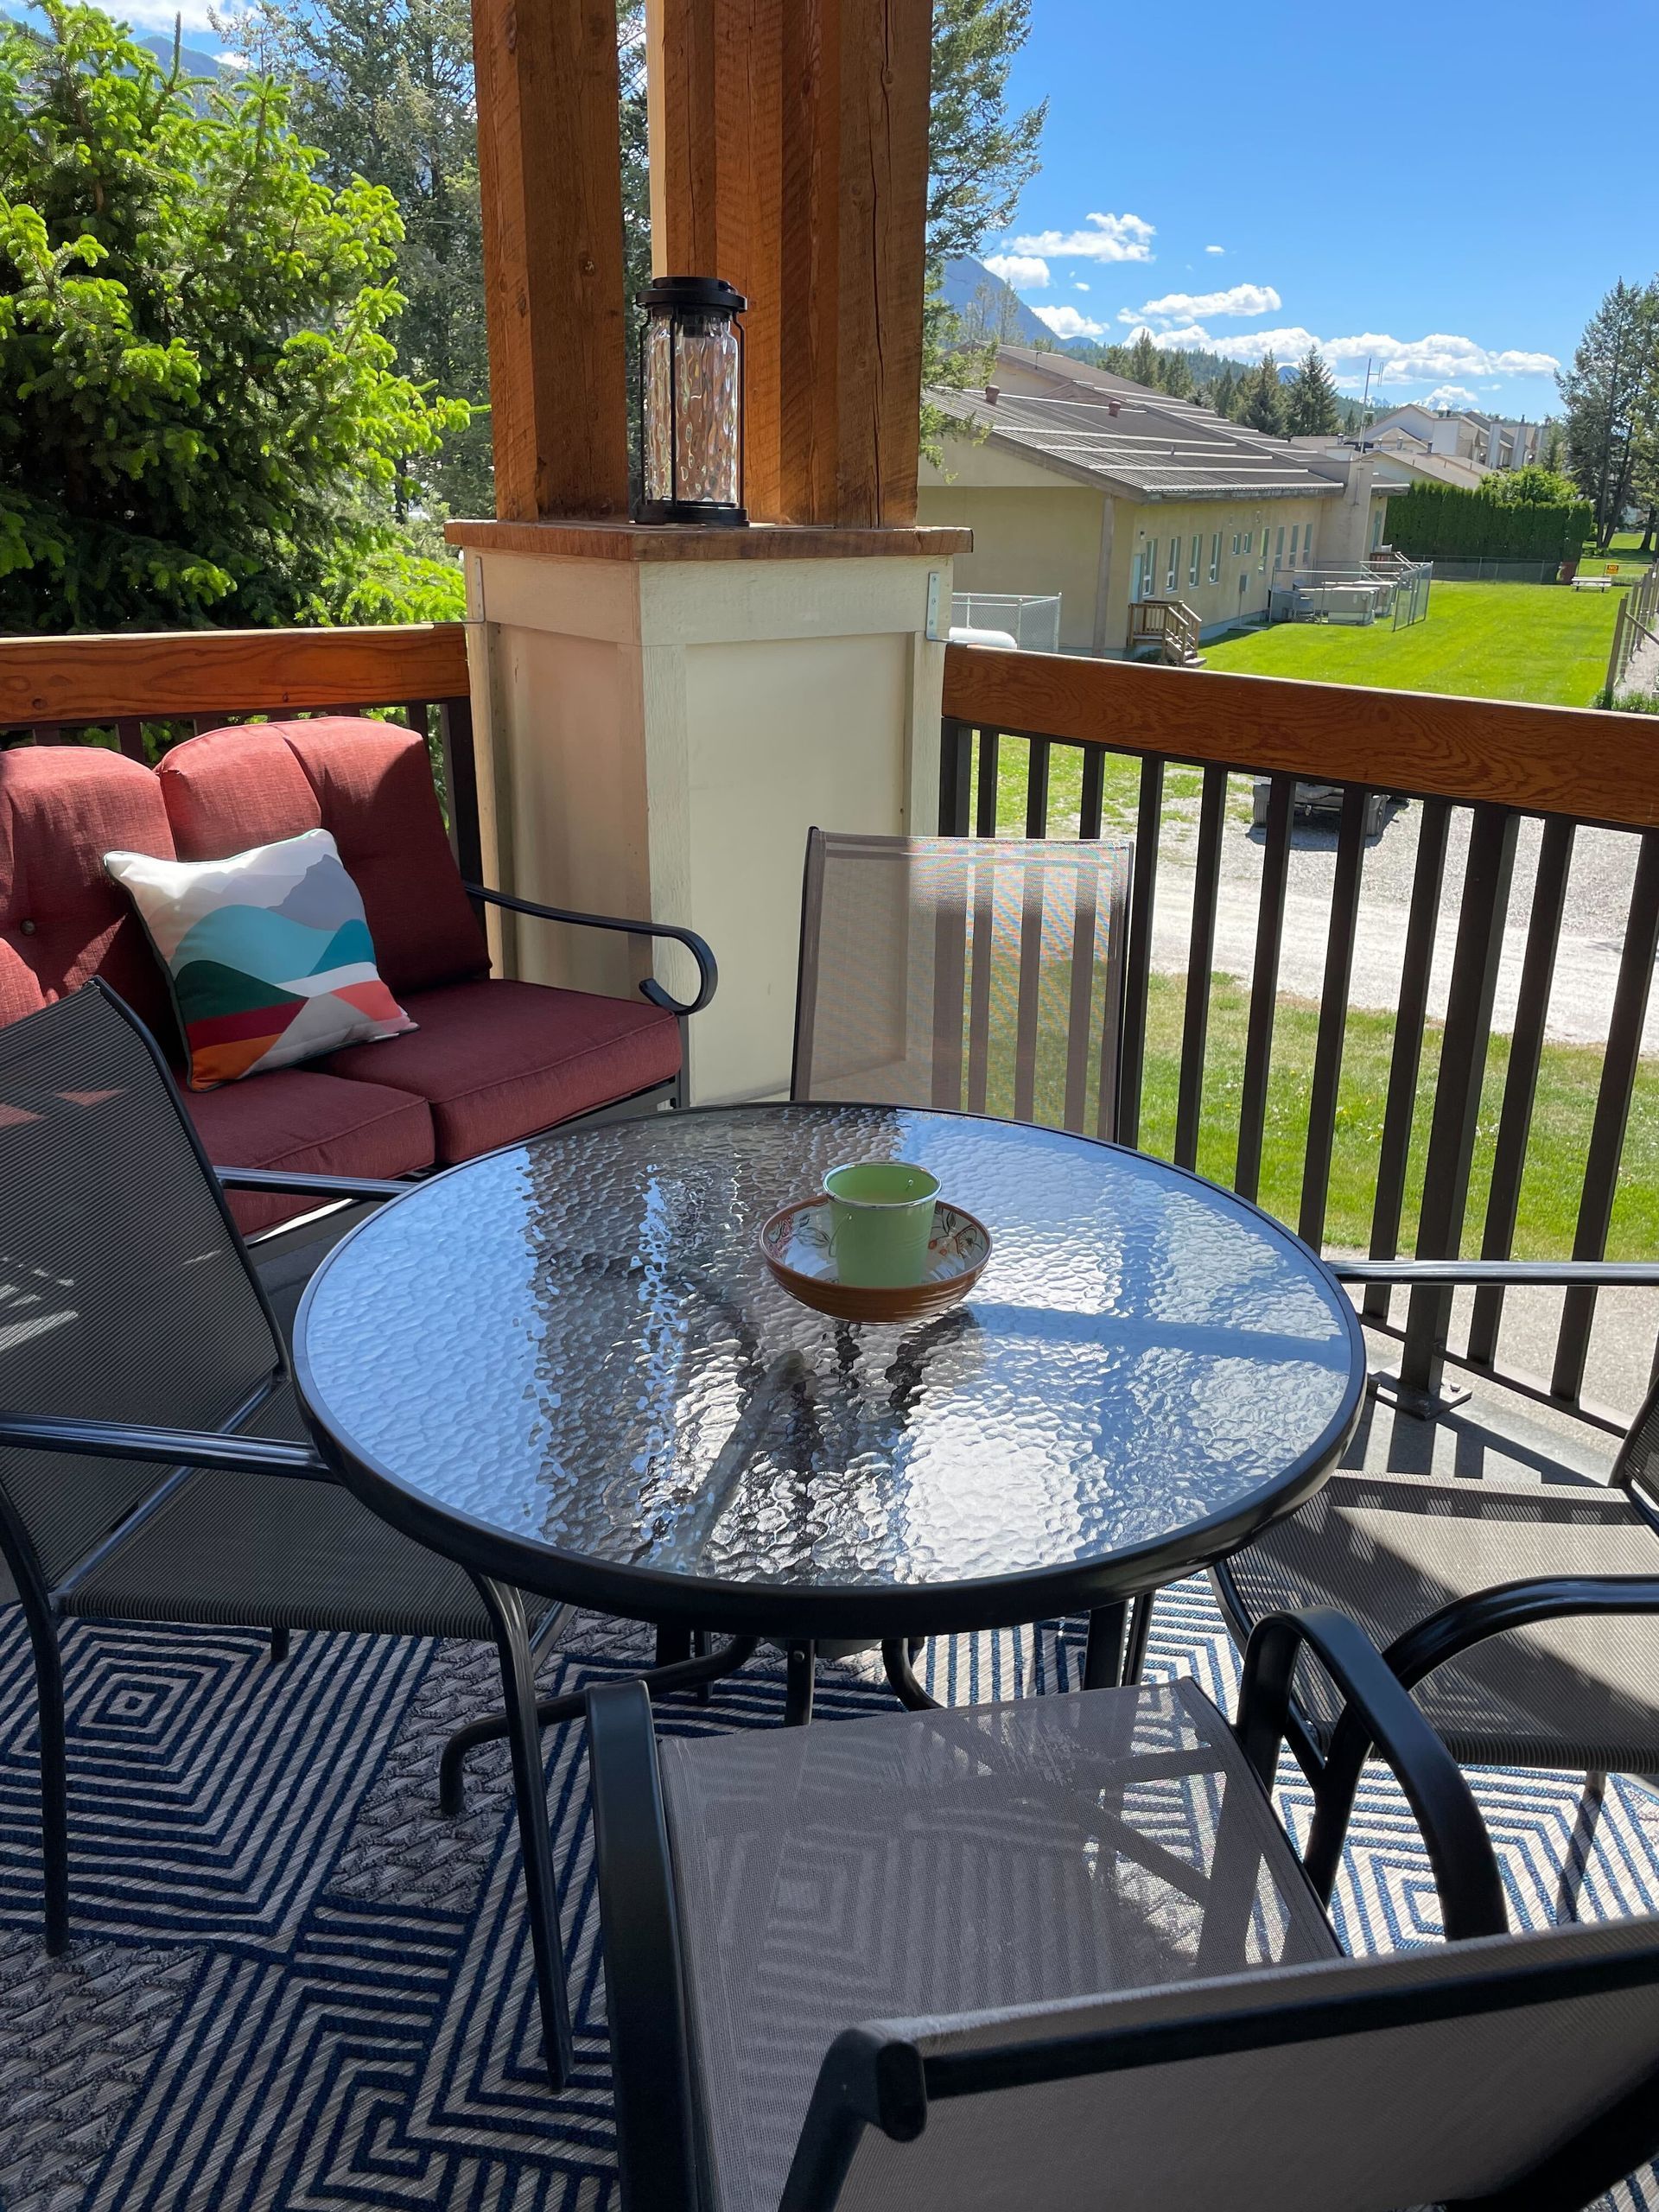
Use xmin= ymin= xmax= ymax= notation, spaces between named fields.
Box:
xmin=1361 ymin=355 xmax=1374 ymax=410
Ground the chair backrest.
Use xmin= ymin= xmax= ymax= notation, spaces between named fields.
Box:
xmin=792 ymin=830 xmax=1133 ymax=1137
xmin=0 ymin=984 xmax=283 ymax=1593
xmin=158 ymin=719 xmax=487 ymax=996
xmin=0 ymin=742 xmax=178 ymax=1038
xmin=1613 ymin=1371 xmax=1659 ymax=1512
xmin=791 ymin=1910 xmax=1659 ymax=2212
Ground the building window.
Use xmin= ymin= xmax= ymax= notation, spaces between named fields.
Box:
xmin=1371 ymin=509 xmax=1383 ymax=550
xmin=1209 ymin=532 xmax=1221 ymax=582
xmin=1241 ymin=531 xmax=1250 ymax=556
xmin=1230 ymin=531 xmax=1241 ymax=556
xmin=1145 ymin=541 xmax=1158 ymax=597
xmin=1275 ymin=525 xmax=1285 ymax=571
xmin=1188 ymin=533 xmax=1202 ymax=588
xmin=1258 ymin=528 xmax=1268 ymax=572
xmin=1166 ymin=538 xmax=1179 ymax=590
xmin=1289 ymin=524 xmax=1300 ymax=566
xmin=1131 ymin=551 xmax=1145 ymax=600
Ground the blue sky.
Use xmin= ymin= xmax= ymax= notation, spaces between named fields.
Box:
xmin=983 ymin=0 xmax=1658 ymax=422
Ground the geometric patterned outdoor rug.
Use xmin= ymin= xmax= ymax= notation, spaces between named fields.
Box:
xmin=2 ymin=1576 xmax=1657 ymax=2210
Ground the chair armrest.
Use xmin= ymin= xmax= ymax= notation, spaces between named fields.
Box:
xmin=1306 ymin=1573 xmax=1659 ymax=1910
xmin=1332 ymin=1259 xmax=1659 ymax=1287
xmin=1236 ymin=1605 xmax=1507 ymax=1941
xmin=464 ymin=882 xmax=718 ymax=1018
xmin=584 ymin=1680 xmax=702 ymax=2211
xmin=214 ymin=1167 xmax=410 ymax=1202
xmin=0 ymin=1409 xmax=330 ymax=1479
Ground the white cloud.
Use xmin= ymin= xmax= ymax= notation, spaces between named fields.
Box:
xmin=982 ymin=253 xmax=1050 ymax=290
xmin=100 ymin=0 xmax=219 ymax=29
xmin=1032 ymin=303 xmax=1108 ymax=340
xmin=1422 ymin=384 xmax=1483 ymax=410
xmin=1074 ymin=281 xmax=1090 ymax=291
xmin=1122 ymin=283 xmax=1281 ymax=325
xmin=1137 ymin=320 xmax=1559 ymax=385
xmin=1001 ymin=212 xmax=1155 ymax=264
xmin=1205 ymin=244 xmax=1225 ymax=255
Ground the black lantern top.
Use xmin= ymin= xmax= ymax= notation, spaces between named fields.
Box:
xmin=638 ymin=276 xmax=748 ymax=528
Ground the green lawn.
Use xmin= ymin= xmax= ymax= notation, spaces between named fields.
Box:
xmin=1197 ymin=581 xmax=1621 ymax=709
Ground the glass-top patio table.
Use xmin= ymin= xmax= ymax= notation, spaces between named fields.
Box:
xmin=295 ymin=1103 xmax=1365 ymax=1720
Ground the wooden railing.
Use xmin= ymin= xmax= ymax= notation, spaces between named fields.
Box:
xmin=0 ymin=623 xmax=480 ymax=880
xmin=941 ymin=642 xmax=1659 ymax=1426
xmin=1609 ymin=566 xmax=1659 ymax=700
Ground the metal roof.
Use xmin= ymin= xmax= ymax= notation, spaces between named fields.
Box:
xmin=930 ymin=385 xmax=1346 ymax=502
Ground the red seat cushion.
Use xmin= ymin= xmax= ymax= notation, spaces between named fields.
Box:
xmin=0 ymin=745 xmax=178 ymax=1039
xmin=184 ymin=1067 xmax=435 ymax=1236
xmin=314 ymin=977 xmax=681 ymax=1163
xmin=161 ymin=719 xmax=489 ymax=998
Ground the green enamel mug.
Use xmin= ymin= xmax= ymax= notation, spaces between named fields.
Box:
xmin=822 ymin=1160 xmax=941 ymax=1288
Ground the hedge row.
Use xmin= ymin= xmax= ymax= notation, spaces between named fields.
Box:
xmin=1385 ymin=482 xmax=1593 ymax=563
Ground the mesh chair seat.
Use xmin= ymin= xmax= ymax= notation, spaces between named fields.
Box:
xmin=659 ymin=1677 xmax=1337 ymax=2212
xmin=1221 ymin=1469 xmax=1659 ymax=1770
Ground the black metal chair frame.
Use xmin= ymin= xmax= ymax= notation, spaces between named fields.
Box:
xmin=0 ymin=982 xmax=584 ymax=2087
xmin=1211 ymin=1255 xmax=1659 ymax=1914
xmin=582 ymin=1605 xmax=1546 ymax=2212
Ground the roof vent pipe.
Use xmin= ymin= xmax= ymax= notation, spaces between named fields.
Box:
xmin=1108 ymin=398 xmax=1122 ymax=416
xmin=984 ymin=384 xmax=1000 ymax=406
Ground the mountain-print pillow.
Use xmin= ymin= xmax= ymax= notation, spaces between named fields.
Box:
xmin=105 ymin=829 xmax=416 ymax=1089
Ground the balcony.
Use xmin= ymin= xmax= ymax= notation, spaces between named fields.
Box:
xmin=5 ymin=611 xmax=1659 ymax=2202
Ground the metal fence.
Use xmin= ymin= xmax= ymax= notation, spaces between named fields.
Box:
xmin=939 ymin=644 xmax=1659 ymax=1430
xmin=1608 ymin=566 xmax=1659 ymax=702
xmin=950 ymin=592 xmax=1062 ymax=654
xmin=1427 ymin=558 xmax=1568 ymax=583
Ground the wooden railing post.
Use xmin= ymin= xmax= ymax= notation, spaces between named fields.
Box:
xmin=648 ymin=0 xmax=930 ymax=526
xmin=473 ymin=0 xmax=631 ymax=519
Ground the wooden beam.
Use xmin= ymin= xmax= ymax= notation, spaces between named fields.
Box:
xmin=473 ymin=0 xmax=630 ymax=519
xmin=0 ymin=626 xmax=471 ymax=725
xmin=648 ymin=0 xmax=928 ymax=527
xmin=943 ymin=643 xmax=1659 ymax=832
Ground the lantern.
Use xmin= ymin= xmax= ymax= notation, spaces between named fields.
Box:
xmin=638 ymin=276 xmax=747 ymax=527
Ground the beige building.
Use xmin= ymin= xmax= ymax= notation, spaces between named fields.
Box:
xmin=917 ymin=352 xmax=1396 ymax=655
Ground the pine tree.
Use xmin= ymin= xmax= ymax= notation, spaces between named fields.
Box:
xmin=1126 ymin=327 xmax=1162 ymax=391
xmin=1211 ymin=362 xmax=1238 ymax=418
xmin=1557 ymin=278 xmax=1659 ymax=549
xmin=1286 ymin=346 xmax=1340 ymax=436
xmin=1160 ymin=347 xmax=1194 ymax=402
xmin=1240 ymin=353 xmax=1287 ymax=436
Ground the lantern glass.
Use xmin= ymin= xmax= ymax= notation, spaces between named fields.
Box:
xmin=638 ymin=276 xmax=747 ymax=525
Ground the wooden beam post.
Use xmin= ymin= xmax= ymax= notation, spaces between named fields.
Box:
xmin=474 ymin=0 xmax=631 ymax=519
xmin=647 ymin=0 xmax=929 ymax=527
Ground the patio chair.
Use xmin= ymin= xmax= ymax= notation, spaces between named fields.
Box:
xmin=1213 ymin=1255 xmax=1659 ymax=1919
xmin=792 ymin=828 xmax=1133 ymax=1134
xmin=586 ymin=1607 xmax=1659 ymax=2212
xmin=0 ymin=981 xmax=576 ymax=2088
xmin=791 ymin=828 xmax=1141 ymax=1698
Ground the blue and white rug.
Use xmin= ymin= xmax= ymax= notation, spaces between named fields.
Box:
xmin=1 ymin=1580 xmax=1656 ymax=2210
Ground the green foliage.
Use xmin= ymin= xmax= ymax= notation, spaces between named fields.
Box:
xmin=0 ymin=2 xmax=466 ymax=631
xmin=1285 ymin=346 xmax=1339 ymax=436
xmin=1384 ymin=480 xmax=1592 ymax=563
xmin=1124 ymin=327 xmax=1161 ymax=391
xmin=1558 ymin=276 xmax=1659 ymax=548
xmin=221 ymin=0 xmax=492 ymax=518
xmin=923 ymin=0 xmax=1046 ymax=455
xmin=1479 ymin=463 xmax=1582 ymax=506
xmin=1238 ymin=352 xmax=1287 ymax=436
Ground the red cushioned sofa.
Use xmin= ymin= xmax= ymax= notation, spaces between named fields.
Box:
xmin=0 ymin=718 xmax=715 ymax=1233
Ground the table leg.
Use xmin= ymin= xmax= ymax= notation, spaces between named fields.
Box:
xmin=655 ymin=1626 xmax=692 ymax=1668
xmin=1123 ymin=1592 xmax=1155 ymax=1685
xmin=1083 ymin=1602 xmax=1128 ymax=1690
xmin=439 ymin=1632 xmax=759 ymax=1815
xmin=784 ymin=1641 xmax=815 ymax=1726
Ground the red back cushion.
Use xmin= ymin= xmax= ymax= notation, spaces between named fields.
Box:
xmin=274 ymin=719 xmax=488 ymax=994
xmin=0 ymin=745 xmax=177 ymax=1036
xmin=156 ymin=724 xmax=322 ymax=858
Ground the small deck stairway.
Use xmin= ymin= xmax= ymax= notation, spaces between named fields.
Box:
xmin=1126 ymin=597 xmax=1204 ymax=667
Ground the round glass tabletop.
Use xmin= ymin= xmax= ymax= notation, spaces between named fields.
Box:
xmin=295 ymin=1105 xmax=1364 ymax=1636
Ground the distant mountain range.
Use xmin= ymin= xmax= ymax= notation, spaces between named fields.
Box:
xmin=1 ymin=10 xmax=232 ymax=80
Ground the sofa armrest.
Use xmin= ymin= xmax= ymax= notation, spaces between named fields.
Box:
xmin=464 ymin=882 xmax=718 ymax=1019
xmin=215 ymin=1167 xmax=410 ymax=1203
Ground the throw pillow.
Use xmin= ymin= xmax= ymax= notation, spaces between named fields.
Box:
xmin=105 ymin=828 xmax=416 ymax=1088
